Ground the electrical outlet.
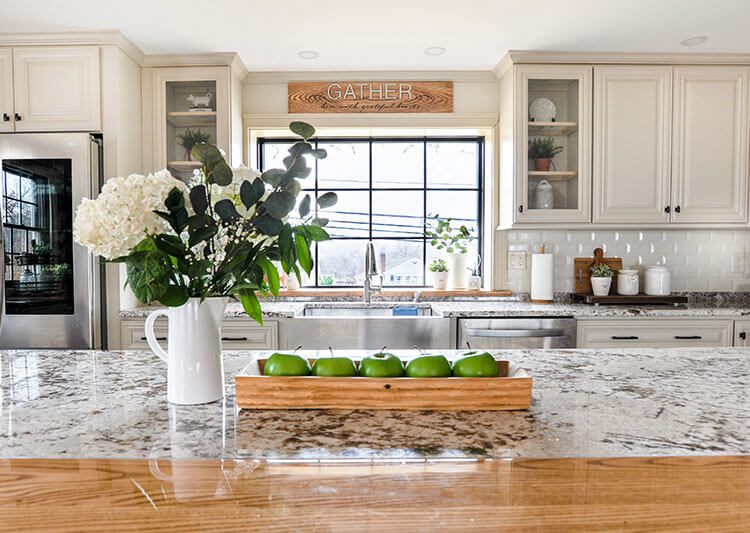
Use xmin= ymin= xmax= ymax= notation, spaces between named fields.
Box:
xmin=508 ymin=251 xmax=527 ymax=270
xmin=732 ymin=251 xmax=745 ymax=274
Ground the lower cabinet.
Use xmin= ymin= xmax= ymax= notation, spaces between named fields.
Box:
xmin=576 ymin=318 xmax=734 ymax=348
xmin=120 ymin=317 xmax=278 ymax=350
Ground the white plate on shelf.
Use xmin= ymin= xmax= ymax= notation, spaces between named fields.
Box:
xmin=529 ymin=97 xmax=556 ymax=122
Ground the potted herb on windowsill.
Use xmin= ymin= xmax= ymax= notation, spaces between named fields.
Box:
xmin=425 ymin=215 xmax=474 ymax=290
xmin=528 ymin=137 xmax=563 ymax=172
xmin=590 ymin=263 xmax=614 ymax=296
xmin=429 ymin=259 xmax=449 ymax=290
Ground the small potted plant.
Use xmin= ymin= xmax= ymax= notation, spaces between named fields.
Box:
xmin=528 ymin=137 xmax=563 ymax=171
xmin=429 ymin=259 xmax=449 ymax=290
xmin=425 ymin=215 xmax=474 ymax=289
xmin=590 ymin=264 xmax=614 ymax=296
xmin=176 ymin=128 xmax=211 ymax=161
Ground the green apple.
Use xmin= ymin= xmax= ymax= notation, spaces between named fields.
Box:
xmin=452 ymin=351 xmax=499 ymax=378
xmin=359 ymin=352 xmax=404 ymax=378
xmin=311 ymin=357 xmax=357 ymax=377
xmin=263 ymin=352 xmax=311 ymax=376
xmin=405 ymin=354 xmax=452 ymax=378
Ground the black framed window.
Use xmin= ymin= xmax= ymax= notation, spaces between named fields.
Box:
xmin=258 ymin=136 xmax=484 ymax=287
xmin=3 ymin=170 xmax=45 ymax=280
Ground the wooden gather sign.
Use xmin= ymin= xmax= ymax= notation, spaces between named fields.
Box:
xmin=288 ymin=81 xmax=453 ymax=113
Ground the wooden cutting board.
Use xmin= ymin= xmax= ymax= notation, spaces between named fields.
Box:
xmin=574 ymin=247 xmax=622 ymax=295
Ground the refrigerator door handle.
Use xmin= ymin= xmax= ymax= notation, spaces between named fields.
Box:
xmin=462 ymin=328 xmax=567 ymax=338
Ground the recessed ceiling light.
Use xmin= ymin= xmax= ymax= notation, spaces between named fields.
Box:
xmin=681 ymin=35 xmax=708 ymax=47
xmin=298 ymin=50 xmax=319 ymax=60
xmin=424 ymin=46 xmax=446 ymax=56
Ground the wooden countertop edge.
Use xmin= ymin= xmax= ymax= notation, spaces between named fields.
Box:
xmin=273 ymin=288 xmax=513 ymax=298
xmin=1 ymin=455 xmax=748 ymax=531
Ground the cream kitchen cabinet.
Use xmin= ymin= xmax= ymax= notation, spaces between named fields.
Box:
xmin=120 ymin=317 xmax=278 ymax=351
xmin=670 ymin=66 xmax=749 ymax=224
xmin=593 ymin=66 xmax=673 ymax=224
xmin=0 ymin=49 xmax=12 ymax=132
xmin=11 ymin=46 xmax=101 ymax=132
xmin=577 ymin=318 xmax=734 ymax=348
xmin=734 ymin=320 xmax=750 ymax=347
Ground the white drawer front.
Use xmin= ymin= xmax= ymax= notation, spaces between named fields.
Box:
xmin=577 ymin=319 xmax=733 ymax=348
xmin=121 ymin=318 xmax=278 ymax=350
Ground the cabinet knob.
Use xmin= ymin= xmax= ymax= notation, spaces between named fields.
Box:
xmin=14 ymin=113 xmax=21 ymax=122
xmin=664 ymin=206 xmax=671 ymax=214
xmin=674 ymin=205 xmax=681 ymax=214
xmin=2 ymin=113 xmax=9 ymax=122
xmin=740 ymin=331 xmax=747 ymax=340
xmin=518 ymin=205 xmax=524 ymax=213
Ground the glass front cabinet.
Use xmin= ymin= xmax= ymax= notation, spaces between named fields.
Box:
xmin=509 ymin=65 xmax=592 ymax=224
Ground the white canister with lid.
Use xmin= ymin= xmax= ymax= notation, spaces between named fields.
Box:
xmin=535 ymin=180 xmax=554 ymax=209
xmin=644 ymin=265 xmax=671 ymax=295
xmin=617 ymin=268 xmax=640 ymax=296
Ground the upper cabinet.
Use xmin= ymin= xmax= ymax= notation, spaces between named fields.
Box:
xmin=671 ymin=66 xmax=749 ymax=224
xmin=593 ymin=66 xmax=672 ymax=224
xmin=514 ymin=65 xmax=592 ymax=223
xmin=0 ymin=46 xmax=101 ymax=132
xmin=0 ymin=49 xmax=12 ymax=132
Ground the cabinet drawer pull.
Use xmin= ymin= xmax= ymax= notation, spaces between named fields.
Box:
xmin=664 ymin=206 xmax=670 ymax=213
xmin=222 ymin=336 xmax=249 ymax=342
xmin=14 ymin=113 xmax=21 ymax=122
xmin=141 ymin=336 xmax=166 ymax=341
xmin=674 ymin=205 xmax=681 ymax=214
xmin=611 ymin=335 xmax=639 ymax=340
xmin=2 ymin=113 xmax=9 ymax=122
xmin=674 ymin=335 xmax=702 ymax=340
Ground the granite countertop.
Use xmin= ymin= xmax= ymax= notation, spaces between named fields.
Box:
xmin=1 ymin=348 xmax=748 ymax=462
xmin=120 ymin=300 xmax=750 ymax=319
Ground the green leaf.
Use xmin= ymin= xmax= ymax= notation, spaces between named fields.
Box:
xmin=283 ymin=178 xmax=301 ymax=197
xmin=294 ymin=233 xmax=313 ymax=274
xmin=188 ymin=223 xmax=218 ymax=248
xmin=289 ymin=121 xmax=315 ymax=140
xmin=317 ymin=192 xmax=338 ymax=209
xmin=240 ymin=179 xmax=264 ymax=209
xmin=264 ymin=192 xmax=296 ymax=219
xmin=208 ymin=161 xmax=233 ymax=187
xmin=260 ymin=258 xmax=281 ymax=297
xmin=310 ymin=148 xmax=327 ymax=159
xmin=299 ymin=194 xmax=311 ymax=218
xmin=311 ymin=217 xmax=329 ymax=227
xmin=191 ymin=144 xmax=223 ymax=166
xmin=286 ymin=156 xmax=311 ymax=180
xmin=278 ymin=224 xmax=294 ymax=273
xmin=261 ymin=168 xmax=286 ymax=187
xmin=288 ymin=141 xmax=312 ymax=158
xmin=164 ymin=188 xmax=185 ymax=213
xmin=154 ymin=234 xmax=186 ymax=258
xmin=255 ymin=214 xmax=284 ymax=236
xmin=237 ymin=289 xmax=263 ymax=325
xmin=214 ymin=199 xmax=240 ymax=221
xmin=189 ymin=185 xmax=208 ymax=215
xmin=159 ymin=285 xmax=189 ymax=307
xmin=303 ymin=224 xmax=330 ymax=242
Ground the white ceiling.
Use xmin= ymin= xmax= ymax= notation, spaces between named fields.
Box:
xmin=1 ymin=0 xmax=749 ymax=71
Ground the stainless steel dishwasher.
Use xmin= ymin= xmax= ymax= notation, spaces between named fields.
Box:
xmin=457 ymin=318 xmax=577 ymax=349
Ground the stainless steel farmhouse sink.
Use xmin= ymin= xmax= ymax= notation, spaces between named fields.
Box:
xmin=280 ymin=304 xmax=452 ymax=350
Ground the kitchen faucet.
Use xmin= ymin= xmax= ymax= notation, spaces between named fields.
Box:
xmin=363 ymin=241 xmax=383 ymax=303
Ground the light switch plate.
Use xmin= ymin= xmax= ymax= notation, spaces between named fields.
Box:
xmin=508 ymin=251 xmax=527 ymax=270
xmin=731 ymin=251 xmax=745 ymax=274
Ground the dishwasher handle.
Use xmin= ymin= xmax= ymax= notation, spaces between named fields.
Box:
xmin=463 ymin=327 xmax=568 ymax=339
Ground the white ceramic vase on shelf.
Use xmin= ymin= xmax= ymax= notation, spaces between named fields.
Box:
xmin=431 ymin=271 xmax=449 ymax=290
xmin=145 ymin=297 xmax=229 ymax=405
xmin=447 ymin=253 xmax=467 ymax=289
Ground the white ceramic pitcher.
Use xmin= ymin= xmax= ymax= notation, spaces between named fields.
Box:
xmin=145 ymin=297 xmax=228 ymax=405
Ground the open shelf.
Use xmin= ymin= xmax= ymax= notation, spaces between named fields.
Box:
xmin=528 ymin=170 xmax=577 ymax=181
xmin=168 ymin=160 xmax=202 ymax=172
xmin=166 ymin=111 xmax=217 ymax=128
xmin=528 ymin=121 xmax=578 ymax=136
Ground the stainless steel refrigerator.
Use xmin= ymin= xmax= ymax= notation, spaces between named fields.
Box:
xmin=0 ymin=133 xmax=104 ymax=349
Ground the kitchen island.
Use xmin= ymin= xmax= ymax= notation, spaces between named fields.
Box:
xmin=1 ymin=347 xmax=748 ymax=531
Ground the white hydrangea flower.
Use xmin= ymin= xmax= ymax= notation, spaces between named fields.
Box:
xmin=73 ymin=171 xmax=188 ymax=259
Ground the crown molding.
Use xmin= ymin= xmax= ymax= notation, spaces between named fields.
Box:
xmin=143 ymin=52 xmax=248 ymax=79
xmin=495 ymin=50 xmax=750 ymax=73
xmin=245 ymin=70 xmax=497 ymax=85
xmin=0 ymin=30 xmax=145 ymax=64
xmin=243 ymin=112 xmax=499 ymax=129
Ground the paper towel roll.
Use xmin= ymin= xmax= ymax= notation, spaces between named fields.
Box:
xmin=530 ymin=253 xmax=554 ymax=303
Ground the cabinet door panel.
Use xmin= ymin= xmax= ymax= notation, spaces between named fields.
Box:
xmin=13 ymin=46 xmax=100 ymax=132
xmin=593 ymin=66 xmax=672 ymax=223
xmin=672 ymin=66 xmax=749 ymax=223
xmin=0 ymin=48 xmax=12 ymax=132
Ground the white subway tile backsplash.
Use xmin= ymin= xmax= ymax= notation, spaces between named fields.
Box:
xmin=505 ymin=229 xmax=750 ymax=292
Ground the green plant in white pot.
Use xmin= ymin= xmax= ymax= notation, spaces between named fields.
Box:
xmin=428 ymin=259 xmax=449 ymax=290
xmin=590 ymin=263 xmax=614 ymax=296
xmin=425 ymin=215 xmax=474 ymax=289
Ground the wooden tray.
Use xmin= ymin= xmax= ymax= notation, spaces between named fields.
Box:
xmin=574 ymin=247 xmax=623 ymax=295
xmin=235 ymin=357 xmax=532 ymax=411
xmin=571 ymin=294 xmax=688 ymax=306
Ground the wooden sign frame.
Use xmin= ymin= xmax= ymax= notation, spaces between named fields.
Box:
xmin=288 ymin=81 xmax=453 ymax=114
